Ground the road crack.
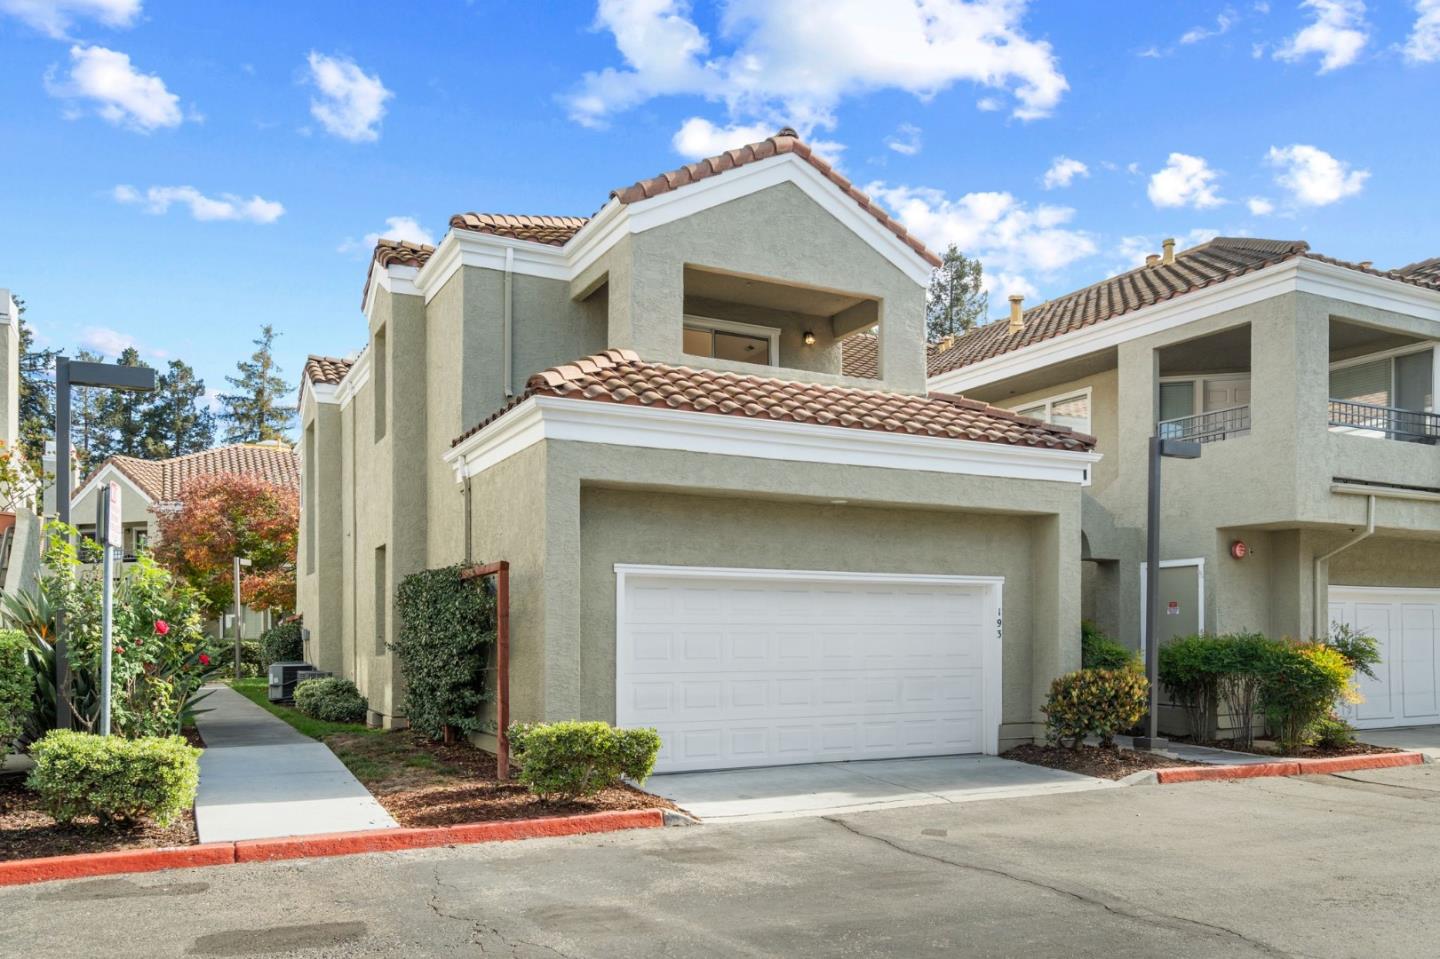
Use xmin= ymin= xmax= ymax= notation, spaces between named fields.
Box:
xmin=823 ymin=815 xmax=1316 ymax=959
xmin=426 ymin=863 xmax=585 ymax=959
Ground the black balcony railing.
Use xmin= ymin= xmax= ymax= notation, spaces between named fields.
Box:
xmin=1159 ymin=404 xmax=1252 ymax=444
xmin=1328 ymin=399 xmax=1440 ymax=444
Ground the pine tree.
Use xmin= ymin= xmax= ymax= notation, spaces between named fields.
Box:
xmin=218 ymin=325 xmax=296 ymax=443
xmin=69 ymin=349 xmax=108 ymax=470
xmin=143 ymin=359 xmax=215 ymax=457
xmin=926 ymin=245 xmax=988 ymax=341
xmin=14 ymin=299 xmax=62 ymax=463
xmin=89 ymin=347 xmax=151 ymax=459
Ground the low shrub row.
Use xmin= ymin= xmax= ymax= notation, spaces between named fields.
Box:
xmin=27 ymin=729 xmax=201 ymax=826
xmin=294 ymin=677 xmax=368 ymax=724
xmin=508 ymin=720 xmax=661 ymax=800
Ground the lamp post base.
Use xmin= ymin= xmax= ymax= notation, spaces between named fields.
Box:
xmin=1131 ymin=736 xmax=1171 ymax=751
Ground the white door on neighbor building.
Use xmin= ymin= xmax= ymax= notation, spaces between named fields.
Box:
xmin=615 ymin=565 xmax=1003 ymax=773
xmin=1329 ymin=586 xmax=1440 ymax=729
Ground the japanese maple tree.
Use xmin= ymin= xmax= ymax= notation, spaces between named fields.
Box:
xmin=153 ymin=473 xmax=299 ymax=616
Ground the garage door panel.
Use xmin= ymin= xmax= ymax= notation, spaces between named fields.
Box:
xmin=650 ymin=712 xmax=985 ymax=769
xmin=1332 ymin=589 xmax=1440 ymax=729
xmin=1402 ymin=605 xmax=1440 ymax=721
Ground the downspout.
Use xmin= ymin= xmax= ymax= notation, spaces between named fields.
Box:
xmin=1312 ymin=494 xmax=1376 ymax=638
xmin=503 ymin=247 xmax=514 ymax=398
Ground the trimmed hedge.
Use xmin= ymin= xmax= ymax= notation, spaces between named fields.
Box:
xmin=1081 ymin=621 xmax=1136 ymax=671
xmin=0 ymin=629 xmax=30 ymax=751
xmin=393 ymin=565 xmax=494 ymax=740
xmin=509 ymin=721 xmax=662 ymax=800
xmin=27 ymin=729 xmax=201 ymax=826
xmin=294 ymin=677 xmax=368 ymax=724
xmin=260 ymin=621 xmax=304 ymax=664
xmin=1042 ymin=667 xmax=1149 ymax=749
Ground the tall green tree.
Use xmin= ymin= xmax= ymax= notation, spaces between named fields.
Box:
xmin=69 ymin=349 xmax=109 ymax=469
xmin=926 ymin=245 xmax=988 ymax=340
xmin=218 ymin=325 xmax=295 ymax=443
xmin=14 ymin=299 xmax=62 ymax=463
xmin=143 ymin=360 xmax=215 ymax=458
xmin=89 ymin=347 xmax=151 ymax=459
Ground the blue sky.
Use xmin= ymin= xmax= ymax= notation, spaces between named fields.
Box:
xmin=2 ymin=0 xmax=1437 ymax=412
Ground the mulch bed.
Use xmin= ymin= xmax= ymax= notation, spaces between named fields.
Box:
xmin=1170 ymin=736 xmax=1402 ymax=758
xmin=326 ymin=730 xmax=678 ymax=828
xmin=0 ymin=776 xmax=196 ymax=861
xmin=1003 ymin=743 xmax=1192 ymax=780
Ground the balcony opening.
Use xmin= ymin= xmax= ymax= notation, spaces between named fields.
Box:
xmin=681 ymin=265 xmax=880 ymax=379
xmin=1156 ymin=324 xmax=1252 ymax=443
xmin=1329 ymin=318 xmax=1436 ymax=444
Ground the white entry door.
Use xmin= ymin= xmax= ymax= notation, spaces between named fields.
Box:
xmin=615 ymin=565 xmax=1003 ymax=773
xmin=1329 ymin=586 xmax=1440 ymax=729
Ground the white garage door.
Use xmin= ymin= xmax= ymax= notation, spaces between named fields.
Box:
xmin=615 ymin=565 xmax=1003 ymax=773
xmin=1329 ymin=586 xmax=1440 ymax=729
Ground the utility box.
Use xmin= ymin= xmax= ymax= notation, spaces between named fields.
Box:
xmin=268 ymin=661 xmax=313 ymax=703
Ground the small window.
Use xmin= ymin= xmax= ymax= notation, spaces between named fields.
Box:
xmin=682 ymin=316 xmax=778 ymax=367
xmin=1013 ymin=389 xmax=1092 ymax=434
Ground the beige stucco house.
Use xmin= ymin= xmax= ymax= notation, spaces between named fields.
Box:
xmin=297 ymin=130 xmax=1101 ymax=771
xmin=72 ymin=442 xmax=299 ymax=638
xmin=928 ymin=237 xmax=1440 ymax=734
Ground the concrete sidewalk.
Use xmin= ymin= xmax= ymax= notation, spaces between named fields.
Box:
xmin=1357 ymin=726 xmax=1440 ymax=760
xmin=1109 ymin=734 xmax=1279 ymax=766
xmin=191 ymin=685 xmax=397 ymax=843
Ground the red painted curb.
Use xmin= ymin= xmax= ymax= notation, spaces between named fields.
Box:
xmin=0 ymin=842 xmax=236 ymax=887
xmin=1294 ymin=752 xmax=1425 ymax=775
xmin=1156 ymin=761 xmax=1301 ymax=783
xmin=234 ymin=809 xmax=665 ymax=863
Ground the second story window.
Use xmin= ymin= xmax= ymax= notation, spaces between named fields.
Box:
xmin=682 ymin=316 xmax=779 ymax=367
xmin=1014 ymin=388 xmax=1092 ymax=434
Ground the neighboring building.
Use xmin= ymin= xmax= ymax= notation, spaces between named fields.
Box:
xmin=72 ymin=442 xmax=299 ymax=638
xmin=298 ymin=129 xmax=1100 ymax=769
xmin=0 ymin=289 xmax=43 ymax=595
xmin=928 ymin=236 xmax=1440 ymax=734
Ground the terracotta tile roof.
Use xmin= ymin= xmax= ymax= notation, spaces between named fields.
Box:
xmin=97 ymin=444 xmax=300 ymax=502
xmin=372 ymin=238 xmax=435 ymax=269
xmin=611 ymin=128 xmax=942 ymax=268
xmin=304 ymin=355 xmax=354 ymax=386
xmin=453 ymin=349 xmax=1095 ymax=453
xmin=928 ymin=237 xmax=1440 ymax=378
xmin=840 ymin=333 xmax=879 ymax=379
xmin=449 ymin=213 xmax=590 ymax=246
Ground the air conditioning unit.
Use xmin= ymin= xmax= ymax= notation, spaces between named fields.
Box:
xmin=268 ymin=661 xmax=313 ymax=703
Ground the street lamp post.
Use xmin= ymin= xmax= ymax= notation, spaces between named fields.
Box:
xmin=54 ymin=357 xmax=156 ymax=729
xmin=1134 ymin=434 xmax=1202 ymax=750
xmin=233 ymin=556 xmax=252 ymax=680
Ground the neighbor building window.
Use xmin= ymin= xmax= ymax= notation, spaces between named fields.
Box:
xmin=682 ymin=315 xmax=779 ymax=366
xmin=1014 ymin=388 xmax=1092 ymax=434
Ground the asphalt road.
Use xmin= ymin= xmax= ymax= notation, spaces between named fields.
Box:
xmin=8 ymin=764 xmax=1440 ymax=958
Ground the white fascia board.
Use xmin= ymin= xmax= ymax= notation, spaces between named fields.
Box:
xmin=1296 ymin=258 xmax=1440 ymax=322
xmin=444 ymin=394 xmax=1101 ymax=486
xmin=362 ymin=261 xmax=422 ymax=319
xmin=335 ymin=350 xmax=371 ymax=409
xmin=71 ymin=463 xmax=154 ymax=511
xmin=413 ymin=153 xmax=935 ymax=303
xmin=929 ymin=260 xmax=1304 ymax=394
xmin=302 ymin=381 xmax=339 ymax=410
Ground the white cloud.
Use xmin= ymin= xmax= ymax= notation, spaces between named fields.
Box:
xmin=885 ymin=123 xmax=923 ymax=156
xmin=1247 ymin=196 xmax=1276 ymax=215
xmin=339 ymin=215 xmax=435 ymax=255
xmin=1147 ymin=153 xmax=1224 ymax=209
xmin=865 ymin=181 xmax=1097 ymax=298
xmin=79 ymin=326 xmax=137 ymax=356
xmin=567 ymin=0 xmax=1069 ymax=130
xmin=671 ymin=117 xmax=775 ymax=158
xmin=45 ymin=44 xmax=181 ymax=132
xmin=1181 ymin=7 xmax=1237 ymax=43
xmin=1042 ymin=156 xmax=1088 ymax=190
xmin=1265 ymin=144 xmax=1368 ymax=205
xmin=1405 ymin=0 xmax=1440 ymax=62
xmin=305 ymin=51 xmax=392 ymax=142
xmin=1274 ymin=0 xmax=1368 ymax=72
xmin=113 ymin=184 xmax=285 ymax=223
xmin=0 ymin=0 xmax=139 ymax=38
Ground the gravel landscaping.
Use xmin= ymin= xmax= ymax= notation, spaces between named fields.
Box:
xmin=1003 ymin=743 xmax=1191 ymax=780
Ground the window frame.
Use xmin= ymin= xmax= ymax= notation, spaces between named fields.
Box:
xmin=1328 ymin=342 xmax=1439 ymax=413
xmin=682 ymin=314 xmax=781 ymax=367
xmin=1010 ymin=386 xmax=1093 ymax=435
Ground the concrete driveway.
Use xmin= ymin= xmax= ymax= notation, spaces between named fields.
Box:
xmin=9 ymin=764 xmax=1440 ymax=957
xmin=648 ymin=754 xmax=1116 ymax=821
xmin=1358 ymin=725 xmax=1440 ymax=760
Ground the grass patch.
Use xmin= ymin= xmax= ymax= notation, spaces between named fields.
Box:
xmin=228 ymin=677 xmax=377 ymax=741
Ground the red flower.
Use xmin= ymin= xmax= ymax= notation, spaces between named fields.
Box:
xmin=199 ymin=653 xmax=211 ymax=666
xmin=114 ymin=646 xmax=124 ymax=655
xmin=154 ymin=620 xmax=170 ymax=636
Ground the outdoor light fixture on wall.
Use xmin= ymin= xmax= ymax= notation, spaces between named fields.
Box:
xmin=803 ymin=331 xmax=816 ymax=345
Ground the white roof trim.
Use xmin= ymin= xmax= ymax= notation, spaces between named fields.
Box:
xmin=397 ymin=152 xmax=935 ymax=310
xmin=300 ymin=379 xmax=339 ymax=412
xmin=929 ymin=257 xmax=1440 ymax=395
xmin=71 ymin=462 xmax=155 ymax=511
xmin=335 ymin=349 xmax=371 ymax=409
xmin=444 ymin=395 xmax=1100 ymax=486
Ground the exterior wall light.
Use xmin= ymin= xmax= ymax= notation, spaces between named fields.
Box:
xmin=803 ymin=331 xmax=816 ymax=345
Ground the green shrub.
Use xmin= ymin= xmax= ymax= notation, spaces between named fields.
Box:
xmin=294 ymin=677 xmax=368 ymax=724
xmin=27 ymin=729 xmax=200 ymax=826
xmin=259 ymin=621 xmax=304 ymax=664
xmin=508 ymin=721 xmax=662 ymax=800
xmin=0 ymin=629 xmax=30 ymax=751
xmin=1081 ymin=621 xmax=1136 ymax=670
xmin=1312 ymin=713 xmax=1356 ymax=749
xmin=1041 ymin=668 xmax=1150 ymax=749
xmin=1159 ymin=635 xmax=1224 ymax=740
xmin=1328 ymin=623 xmax=1381 ymax=681
xmin=1260 ymin=642 xmax=1353 ymax=753
xmin=393 ymin=565 xmax=494 ymax=741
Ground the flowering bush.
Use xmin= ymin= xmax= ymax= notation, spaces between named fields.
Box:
xmin=1042 ymin=667 xmax=1149 ymax=749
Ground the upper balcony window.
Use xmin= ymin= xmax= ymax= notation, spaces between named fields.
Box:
xmin=1014 ymin=388 xmax=1091 ymax=434
xmin=683 ymin=316 xmax=779 ymax=366
xmin=1329 ymin=344 xmax=1437 ymax=443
